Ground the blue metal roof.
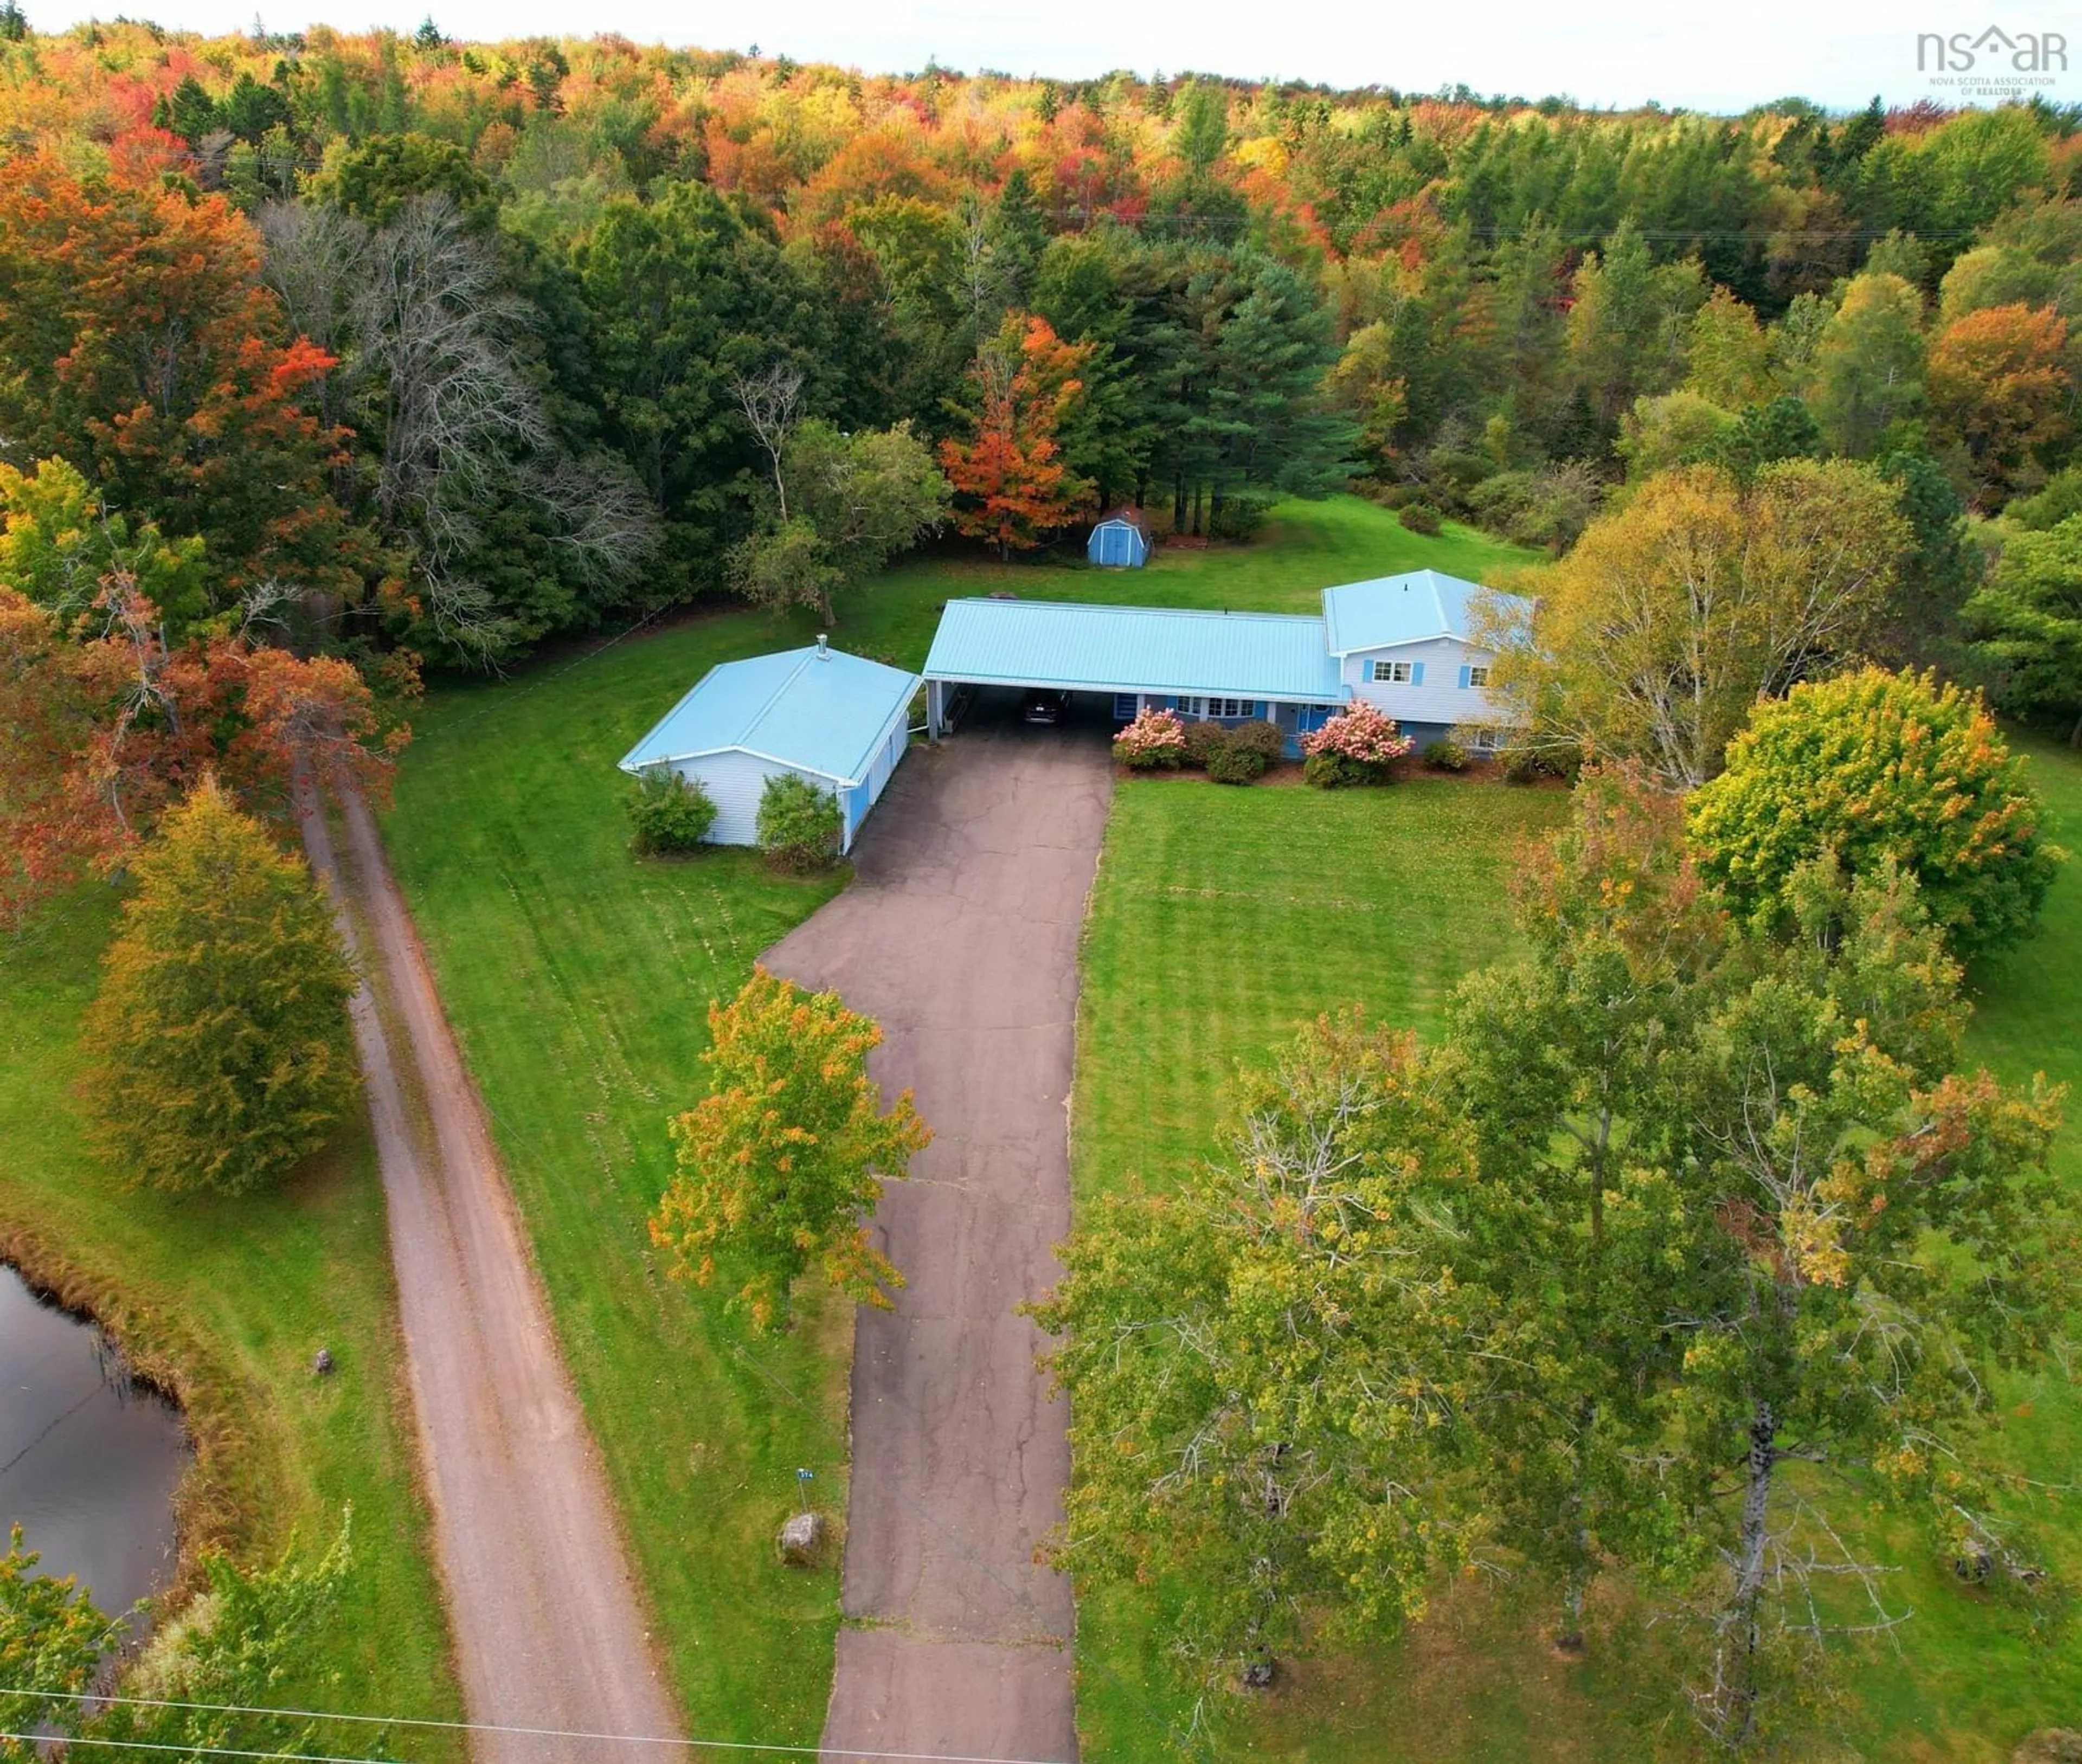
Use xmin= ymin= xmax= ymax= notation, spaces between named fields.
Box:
xmin=1321 ymin=570 xmax=1513 ymax=654
xmin=923 ymin=598 xmax=1346 ymax=703
xmin=618 ymin=644 xmax=920 ymax=784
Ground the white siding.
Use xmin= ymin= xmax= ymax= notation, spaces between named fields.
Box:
xmin=670 ymin=750 xmax=819 ymax=847
xmin=1345 ymin=635 xmax=1514 ymax=729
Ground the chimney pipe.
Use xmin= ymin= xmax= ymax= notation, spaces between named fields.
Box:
xmin=816 ymin=633 xmax=829 ymax=658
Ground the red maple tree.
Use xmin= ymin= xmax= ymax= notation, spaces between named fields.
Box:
xmin=938 ymin=314 xmax=1097 ymax=558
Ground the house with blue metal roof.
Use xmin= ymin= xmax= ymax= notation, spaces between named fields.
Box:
xmin=618 ymin=638 xmax=918 ymax=852
xmin=922 ymin=570 xmax=1527 ymax=754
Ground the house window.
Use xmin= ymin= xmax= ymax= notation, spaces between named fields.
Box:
xmin=1466 ymin=664 xmax=1490 ymax=688
xmin=1205 ymin=697 xmax=1254 ymax=718
xmin=1173 ymin=695 xmax=1204 ymax=716
xmin=1470 ymin=727 xmax=1500 ymax=752
xmin=1370 ymin=659 xmax=1413 ymax=685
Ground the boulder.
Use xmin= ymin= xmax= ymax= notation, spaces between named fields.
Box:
xmin=777 ymin=1510 xmax=825 ymax=1567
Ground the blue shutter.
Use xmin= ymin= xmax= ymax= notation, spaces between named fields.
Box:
xmin=1411 ymin=662 xmax=1426 ymax=686
xmin=1457 ymin=665 xmax=1471 ymax=689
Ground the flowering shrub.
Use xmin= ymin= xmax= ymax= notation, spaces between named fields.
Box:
xmin=1113 ymin=707 xmax=1187 ymax=769
xmin=1302 ymin=703 xmax=1415 ymax=767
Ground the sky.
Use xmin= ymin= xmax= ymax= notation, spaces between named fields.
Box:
xmin=29 ymin=0 xmax=2082 ymax=114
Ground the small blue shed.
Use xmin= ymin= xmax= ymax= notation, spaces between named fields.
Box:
xmin=1087 ymin=508 xmax=1151 ymax=569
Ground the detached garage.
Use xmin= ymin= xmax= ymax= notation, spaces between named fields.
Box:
xmin=617 ymin=638 xmax=920 ymax=853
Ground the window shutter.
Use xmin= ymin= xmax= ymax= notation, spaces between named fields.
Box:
xmin=1411 ymin=662 xmax=1426 ymax=686
xmin=1457 ymin=665 xmax=1471 ymax=689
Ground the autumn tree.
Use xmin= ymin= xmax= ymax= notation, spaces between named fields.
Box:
xmin=0 ymin=154 xmax=361 ymax=604
xmin=83 ymin=777 xmax=359 ymax=1196
xmin=940 ymin=313 xmax=1097 ymax=557
xmin=1927 ymin=302 xmax=2071 ymax=507
xmin=651 ymin=967 xmax=929 ymax=1329
xmin=1689 ymin=667 xmax=2060 ymax=961
xmin=1966 ymin=513 xmax=2082 ymax=745
xmin=1486 ymin=461 xmax=1909 ymax=789
xmin=0 ymin=583 xmax=403 ymax=925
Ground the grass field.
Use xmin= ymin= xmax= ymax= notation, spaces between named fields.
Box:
xmin=375 ymin=494 xmax=1538 ymax=1740
xmin=0 ymin=894 xmax=463 ymax=1753
xmin=1066 ymin=738 xmax=2082 ymax=1761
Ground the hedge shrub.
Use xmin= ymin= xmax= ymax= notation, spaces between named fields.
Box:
xmin=1398 ymin=501 xmax=1443 ymax=536
xmin=756 ymin=772 xmax=843 ymax=872
xmin=627 ymin=767 xmax=719 ymax=855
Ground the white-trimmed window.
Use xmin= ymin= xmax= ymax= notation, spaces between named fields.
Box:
xmin=1205 ymin=696 xmax=1254 ymax=718
xmin=1370 ymin=659 xmax=1413 ymax=685
xmin=1470 ymin=726 xmax=1500 ymax=752
xmin=1174 ymin=695 xmax=1204 ymax=716
xmin=1466 ymin=664 xmax=1490 ymax=688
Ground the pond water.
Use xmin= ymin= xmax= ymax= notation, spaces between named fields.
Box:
xmin=0 ymin=1263 xmax=190 ymax=1618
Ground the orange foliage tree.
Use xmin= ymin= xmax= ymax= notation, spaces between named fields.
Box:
xmin=1927 ymin=301 xmax=2071 ymax=505
xmin=0 ymin=152 xmax=363 ymax=603
xmin=0 ymin=581 xmax=407 ymax=924
xmin=938 ymin=314 xmax=1096 ymax=558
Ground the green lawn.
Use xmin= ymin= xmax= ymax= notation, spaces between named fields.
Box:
xmin=1065 ymin=739 xmax=2082 ymax=1761
xmin=0 ymin=894 xmax=462 ymax=1751
xmin=376 ymin=493 xmax=1537 ymax=1740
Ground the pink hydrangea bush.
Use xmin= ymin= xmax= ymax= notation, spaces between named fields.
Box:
xmin=1112 ymin=706 xmax=1187 ymax=769
xmin=1301 ymin=703 xmax=1415 ymax=787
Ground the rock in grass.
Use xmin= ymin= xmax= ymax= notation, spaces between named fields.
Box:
xmin=777 ymin=1510 xmax=825 ymax=1566
xmin=2014 ymin=1734 xmax=2082 ymax=1764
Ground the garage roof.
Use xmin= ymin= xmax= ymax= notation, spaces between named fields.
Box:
xmin=618 ymin=643 xmax=920 ymax=785
xmin=1320 ymin=570 xmax=1507 ymax=655
xmin=923 ymin=598 xmax=1347 ymax=703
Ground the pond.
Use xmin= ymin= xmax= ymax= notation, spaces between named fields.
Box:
xmin=1 ymin=1263 xmax=190 ymax=1619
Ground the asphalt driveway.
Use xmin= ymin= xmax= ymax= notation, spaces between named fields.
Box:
xmin=764 ymin=714 xmax=1110 ymax=1764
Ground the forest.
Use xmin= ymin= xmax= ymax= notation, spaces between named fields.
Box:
xmin=2 ymin=16 xmax=2080 ymax=671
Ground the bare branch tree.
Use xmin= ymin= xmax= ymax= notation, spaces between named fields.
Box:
xmin=731 ymin=362 xmax=804 ymax=521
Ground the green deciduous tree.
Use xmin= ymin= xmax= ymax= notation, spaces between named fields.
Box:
xmin=1689 ymin=667 xmax=2060 ymax=961
xmin=651 ymin=967 xmax=929 ymax=1328
xmin=1967 ymin=513 xmax=2082 ymax=745
xmin=1036 ymin=1012 xmax=1476 ymax=1688
xmin=0 ymin=457 xmax=210 ymax=636
xmin=82 ymin=777 xmax=359 ymax=1195
xmin=1 ymin=1527 xmax=120 ymax=1758
xmin=729 ymin=419 xmax=947 ymax=624
xmin=1810 ymin=272 xmax=1926 ymax=459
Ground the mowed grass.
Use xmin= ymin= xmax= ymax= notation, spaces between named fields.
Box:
xmin=1066 ymin=740 xmax=2082 ymax=1761
xmin=0 ymin=895 xmax=462 ymax=1752
xmin=376 ymin=493 xmax=1535 ymax=1738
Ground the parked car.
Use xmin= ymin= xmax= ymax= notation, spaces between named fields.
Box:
xmin=1021 ymin=690 xmax=1066 ymax=726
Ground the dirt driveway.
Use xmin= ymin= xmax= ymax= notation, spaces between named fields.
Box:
xmin=304 ymin=790 xmax=682 ymax=1763
xmin=764 ymin=715 xmax=1111 ymax=1764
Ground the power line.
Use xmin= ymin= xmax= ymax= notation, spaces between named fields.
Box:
xmin=4 ymin=1690 xmax=1071 ymax=1764
xmin=0 ymin=1733 xmax=397 ymax=1763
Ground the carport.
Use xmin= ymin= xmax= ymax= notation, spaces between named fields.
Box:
xmin=921 ymin=596 xmax=1348 ymax=748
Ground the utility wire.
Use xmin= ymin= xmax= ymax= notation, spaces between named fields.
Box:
xmin=0 ymin=1691 xmax=1070 ymax=1764
xmin=0 ymin=1732 xmax=398 ymax=1763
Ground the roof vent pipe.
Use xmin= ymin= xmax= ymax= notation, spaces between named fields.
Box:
xmin=816 ymin=632 xmax=829 ymax=658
